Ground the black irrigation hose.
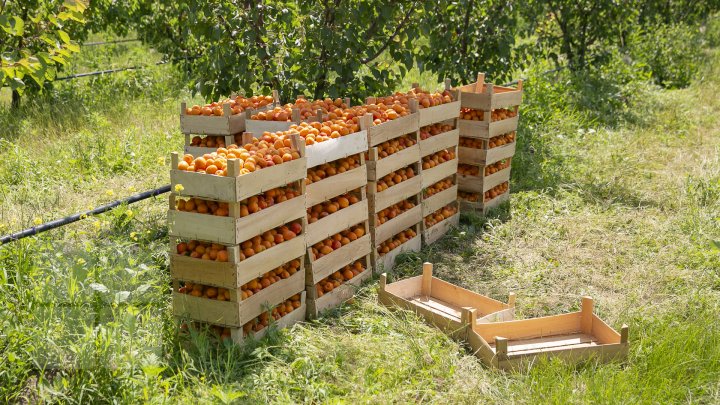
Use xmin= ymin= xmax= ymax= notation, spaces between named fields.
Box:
xmin=0 ymin=185 xmax=171 ymax=246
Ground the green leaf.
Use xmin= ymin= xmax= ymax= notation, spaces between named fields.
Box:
xmin=65 ymin=43 xmax=81 ymax=53
xmin=57 ymin=30 xmax=71 ymax=44
xmin=0 ymin=15 xmax=25 ymax=36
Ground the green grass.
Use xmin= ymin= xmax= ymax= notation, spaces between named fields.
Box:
xmin=1 ymin=35 xmax=720 ymax=403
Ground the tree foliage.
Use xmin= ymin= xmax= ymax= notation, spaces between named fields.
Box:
xmin=0 ymin=0 xmax=89 ymax=101
xmin=417 ymin=0 xmax=521 ymax=86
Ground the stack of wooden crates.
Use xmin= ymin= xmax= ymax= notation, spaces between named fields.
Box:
xmin=169 ymin=111 xmax=308 ymax=342
xmin=456 ymin=74 xmax=523 ymax=213
xmin=363 ymin=100 xmax=424 ymax=273
xmin=416 ymin=80 xmax=461 ymax=245
xmin=303 ymin=120 xmax=374 ymax=318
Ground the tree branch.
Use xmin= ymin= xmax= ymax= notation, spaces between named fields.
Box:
xmin=360 ymin=2 xmax=417 ymax=65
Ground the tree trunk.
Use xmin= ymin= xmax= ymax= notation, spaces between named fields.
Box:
xmin=11 ymin=90 xmax=20 ymax=109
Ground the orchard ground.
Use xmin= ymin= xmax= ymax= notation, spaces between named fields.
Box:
xmin=0 ymin=38 xmax=719 ymax=403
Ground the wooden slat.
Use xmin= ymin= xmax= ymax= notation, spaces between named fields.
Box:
xmin=306 ymin=164 xmax=367 ymax=207
xmin=457 ymin=166 xmax=511 ymax=194
xmin=430 ymin=277 xmax=509 ymax=317
xmin=244 ymin=119 xmax=293 ymax=134
xmin=473 ymin=312 xmax=582 ymax=343
xmin=307 ymin=234 xmax=372 ymax=284
xmin=180 ymin=113 xmax=245 ymax=135
xmin=373 ymin=205 xmax=422 ymax=246
xmin=504 ymin=333 xmax=595 ymax=354
xmin=367 ymin=145 xmax=421 ymax=181
xmin=306 ymin=200 xmax=369 ymax=246
xmin=422 ymin=159 xmax=458 ymax=189
xmin=306 ymin=130 xmax=368 ymax=168
xmin=367 ymin=113 xmax=420 ymax=146
xmin=419 ymin=128 xmax=460 ymax=157
xmin=307 ymin=266 xmax=372 ymax=318
xmin=375 ymin=234 xmax=422 ymax=273
xmin=422 ymin=213 xmax=459 ymax=245
xmin=368 ymin=175 xmax=423 ymax=213
xmin=234 ymin=236 xmax=307 ymax=287
xmin=591 ymin=314 xmax=622 ymax=344
xmin=422 ymin=184 xmax=458 ymax=216
xmin=418 ymin=100 xmax=461 ymax=127
xmin=383 ymin=274 xmax=422 ymax=298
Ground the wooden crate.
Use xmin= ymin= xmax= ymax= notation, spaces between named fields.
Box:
xmin=244 ymin=107 xmax=300 ymax=134
xmin=422 ymin=174 xmax=459 ymax=217
xmin=366 ymin=141 xmax=421 ymax=182
xmin=458 ymin=115 xmax=519 ymax=140
xmin=180 ymin=102 xmax=246 ymax=136
xmin=457 ymin=73 xmax=523 ymax=111
xmin=170 ymin=231 xmax=306 ymax=289
xmin=306 ymin=157 xmax=367 ymax=207
xmin=422 ymin=201 xmax=460 ymax=246
xmin=457 ymin=166 xmax=511 ymax=194
xmin=306 ymin=188 xmax=369 ymax=247
xmin=226 ymin=291 xmax=307 ymax=345
xmin=172 ymin=260 xmax=305 ymax=328
xmin=416 ymin=81 xmax=462 ymax=127
xmin=373 ymin=223 xmax=422 ymax=273
xmin=370 ymin=195 xmax=423 ymax=247
xmin=458 ymin=141 xmax=515 ymax=166
xmin=459 ymin=190 xmax=510 ymax=215
xmin=421 ymin=150 xmax=459 ymax=189
xmin=378 ymin=262 xmax=515 ymax=337
xmin=170 ymin=134 xmax=306 ymax=202
xmin=367 ymin=162 xmax=423 ymax=213
xmin=306 ymin=254 xmax=373 ymax=318
xmin=419 ymin=126 xmax=459 ymax=158
xmin=305 ymin=129 xmax=368 ymax=169
xmin=168 ymin=181 xmax=305 ymax=246
xmin=360 ymin=104 xmax=420 ymax=147
xmin=468 ymin=297 xmax=629 ymax=370
xmin=305 ymin=220 xmax=372 ymax=285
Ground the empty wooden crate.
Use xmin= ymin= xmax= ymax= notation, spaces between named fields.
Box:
xmin=467 ymin=296 xmax=629 ymax=370
xmin=378 ymin=262 xmax=515 ymax=337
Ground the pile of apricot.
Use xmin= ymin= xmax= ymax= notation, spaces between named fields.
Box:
xmin=375 ymin=166 xmax=416 ymax=192
xmin=422 ymin=149 xmax=455 ymax=170
xmin=485 ymin=159 xmax=511 ymax=176
xmin=306 ymin=155 xmax=362 ymax=184
xmin=310 ymin=223 xmax=366 ymax=260
xmin=314 ymin=259 xmax=366 ymax=298
xmin=288 ymin=119 xmax=360 ymax=145
xmin=458 ymin=163 xmax=481 ymax=176
xmin=377 ymin=228 xmax=418 ymax=256
xmin=424 ymin=204 xmax=458 ymax=227
xmin=242 ymin=294 xmax=303 ymax=335
xmin=488 ymin=132 xmax=516 ymax=148
xmin=239 ymin=259 xmax=302 ymax=299
xmin=238 ymin=221 xmax=303 ymax=261
xmin=175 ymin=186 xmax=299 ymax=217
xmin=176 ymin=240 xmax=229 ymax=262
xmin=184 ymin=95 xmax=274 ymax=116
xmin=424 ymin=177 xmax=454 ymax=198
xmin=405 ymin=87 xmax=454 ymax=108
xmin=484 ymin=182 xmax=509 ymax=202
xmin=460 ymin=107 xmax=518 ymax=122
xmin=177 ymin=133 xmax=300 ymax=176
xmin=189 ymin=134 xmax=243 ymax=148
xmin=373 ymin=134 xmax=417 ymax=159
xmin=458 ymin=191 xmax=481 ymax=202
xmin=177 ymin=283 xmax=232 ymax=300
xmin=375 ymin=199 xmax=416 ymax=225
xmin=420 ymin=123 xmax=454 ymax=140
xmin=307 ymin=192 xmax=360 ymax=224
